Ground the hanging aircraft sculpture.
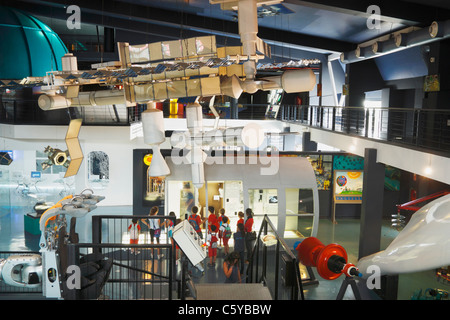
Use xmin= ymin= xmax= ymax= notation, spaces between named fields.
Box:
xmin=35 ymin=0 xmax=317 ymax=112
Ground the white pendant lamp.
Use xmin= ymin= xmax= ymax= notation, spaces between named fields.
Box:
xmin=148 ymin=145 xmax=170 ymax=177
xmin=141 ymin=107 xmax=170 ymax=177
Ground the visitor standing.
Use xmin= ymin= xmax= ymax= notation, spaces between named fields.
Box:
xmin=219 ymin=216 xmax=232 ymax=256
xmin=128 ymin=217 xmax=141 ymax=254
xmin=188 ymin=206 xmax=206 ymax=239
xmin=233 ymin=223 xmax=245 ymax=275
xmin=207 ymin=206 xmax=220 ymax=233
xmin=223 ymin=252 xmax=241 ymax=283
xmin=236 ymin=211 xmax=244 ymax=228
xmin=244 ymin=208 xmax=256 ymax=264
xmin=207 ymin=224 xmax=219 ymax=267
xmin=142 ymin=206 xmax=162 ymax=258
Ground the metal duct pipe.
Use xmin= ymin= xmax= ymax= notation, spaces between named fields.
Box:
xmin=38 ymin=90 xmax=126 ymax=110
xmin=38 ymin=69 xmax=316 ymax=111
xmin=71 ymin=90 xmax=126 ymax=107
xmin=341 ymin=20 xmax=450 ymax=64
xmin=259 ymin=69 xmax=316 ymax=93
xmin=238 ymin=0 xmax=258 ymax=80
xmin=171 ymin=123 xmax=265 ymax=149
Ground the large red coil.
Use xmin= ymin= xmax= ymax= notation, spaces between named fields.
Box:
xmin=296 ymin=237 xmax=349 ymax=280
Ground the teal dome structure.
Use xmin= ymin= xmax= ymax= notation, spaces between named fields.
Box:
xmin=0 ymin=6 xmax=68 ymax=80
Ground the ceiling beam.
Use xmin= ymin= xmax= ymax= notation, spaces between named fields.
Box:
xmin=290 ymin=0 xmax=450 ymax=25
xmin=3 ymin=0 xmax=354 ymax=53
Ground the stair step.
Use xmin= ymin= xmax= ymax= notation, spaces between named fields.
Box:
xmin=194 ymin=283 xmax=272 ymax=300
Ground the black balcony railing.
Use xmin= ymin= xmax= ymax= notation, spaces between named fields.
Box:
xmin=83 ymin=214 xmax=177 ymax=300
xmin=0 ymin=91 xmax=133 ymax=126
xmin=280 ymin=105 xmax=450 ymax=154
xmin=246 ymin=215 xmax=311 ymax=300
xmin=2 ymin=87 xmax=449 ymax=155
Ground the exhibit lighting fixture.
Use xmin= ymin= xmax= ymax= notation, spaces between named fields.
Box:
xmin=141 ymin=108 xmax=170 ymax=177
xmin=185 ymin=103 xmax=207 ymax=189
xmin=424 ymin=155 xmax=433 ymax=175
xmin=236 ymin=122 xmax=265 ymax=149
xmin=148 ymin=145 xmax=170 ymax=177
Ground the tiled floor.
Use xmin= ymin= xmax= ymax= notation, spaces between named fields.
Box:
xmin=0 ymin=205 xmax=445 ymax=300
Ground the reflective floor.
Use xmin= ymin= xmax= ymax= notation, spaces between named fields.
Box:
xmin=0 ymin=205 xmax=445 ymax=300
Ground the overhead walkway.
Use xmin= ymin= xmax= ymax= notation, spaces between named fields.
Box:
xmin=280 ymin=105 xmax=450 ymax=186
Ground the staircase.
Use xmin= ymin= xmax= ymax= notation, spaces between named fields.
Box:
xmin=192 ymin=283 xmax=272 ymax=300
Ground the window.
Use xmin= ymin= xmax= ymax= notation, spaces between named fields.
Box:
xmin=306 ymin=154 xmax=333 ymax=190
xmin=248 ymin=188 xmax=278 ymax=232
xmin=87 ymin=151 xmax=109 ymax=189
xmin=285 ymin=188 xmax=315 ymax=237
xmin=364 ymin=96 xmax=382 ymax=139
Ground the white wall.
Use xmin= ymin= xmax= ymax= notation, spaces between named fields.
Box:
xmin=0 ymin=124 xmax=146 ymax=206
xmin=0 ymin=119 xmax=287 ymax=207
xmin=289 ymin=123 xmax=450 ymax=186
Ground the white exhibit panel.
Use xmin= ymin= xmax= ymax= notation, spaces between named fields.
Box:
xmin=172 ymin=220 xmax=206 ymax=266
xmin=165 ymin=155 xmax=319 ymax=236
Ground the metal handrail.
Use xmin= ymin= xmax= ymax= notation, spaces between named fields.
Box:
xmin=246 ymin=215 xmax=305 ymax=300
xmin=280 ymin=104 xmax=450 ymax=155
xmin=88 ymin=214 xmax=177 ymax=300
xmin=66 ymin=241 xmax=174 ymax=300
xmin=284 ymin=105 xmax=450 ymax=112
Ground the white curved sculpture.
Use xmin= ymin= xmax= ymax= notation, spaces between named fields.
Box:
xmin=0 ymin=254 xmax=42 ymax=289
xmin=357 ymin=194 xmax=450 ymax=277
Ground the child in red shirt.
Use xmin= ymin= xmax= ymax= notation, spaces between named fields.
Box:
xmin=207 ymin=206 xmax=220 ymax=233
xmin=188 ymin=206 xmax=205 ymax=239
xmin=218 ymin=208 xmax=227 ymax=246
xmin=208 ymin=224 xmax=219 ymax=267
xmin=236 ymin=211 xmax=244 ymax=228
xmin=220 ymin=216 xmax=232 ymax=256
xmin=128 ymin=217 xmax=141 ymax=254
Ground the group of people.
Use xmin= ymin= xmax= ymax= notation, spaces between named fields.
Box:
xmin=127 ymin=205 xmax=257 ymax=284
xmin=127 ymin=206 xmax=178 ymax=258
xmin=189 ymin=206 xmax=256 ymax=284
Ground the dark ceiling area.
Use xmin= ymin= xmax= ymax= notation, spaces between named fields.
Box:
xmin=2 ymin=0 xmax=450 ymax=62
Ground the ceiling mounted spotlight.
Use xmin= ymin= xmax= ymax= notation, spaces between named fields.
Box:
xmin=394 ymin=33 xmax=407 ymax=47
xmin=355 ymin=46 xmax=364 ymax=59
xmin=429 ymin=21 xmax=443 ymax=38
xmin=372 ymin=42 xmax=380 ymax=54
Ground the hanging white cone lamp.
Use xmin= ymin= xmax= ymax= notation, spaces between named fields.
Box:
xmin=141 ymin=107 xmax=170 ymax=177
xmin=148 ymin=144 xmax=170 ymax=177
